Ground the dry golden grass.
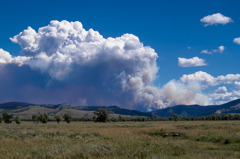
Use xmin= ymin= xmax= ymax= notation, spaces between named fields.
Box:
xmin=0 ymin=121 xmax=240 ymax=159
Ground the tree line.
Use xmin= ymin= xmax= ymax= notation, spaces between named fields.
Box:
xmin=0 ymin=112 xmax=21 ymax=124
xmin=1 ymin=109 xmax=240 ymax=124
xmin=0 ymin=109 xmax=109 ymax=124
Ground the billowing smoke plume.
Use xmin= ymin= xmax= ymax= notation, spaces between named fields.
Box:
xmin=0 ymin=20 xmax=209 ymax=111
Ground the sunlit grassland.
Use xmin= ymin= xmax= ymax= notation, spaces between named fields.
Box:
xmin=0 ymin=121 xmax=240 ymax=159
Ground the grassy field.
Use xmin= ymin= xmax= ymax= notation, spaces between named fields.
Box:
xmin=0 ymin=121 xmax=240 ymax=159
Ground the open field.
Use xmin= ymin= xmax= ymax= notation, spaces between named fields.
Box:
xmin=0 ymin=121 xmax=240 ymax=159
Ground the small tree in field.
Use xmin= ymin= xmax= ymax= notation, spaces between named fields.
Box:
xmin=38 ymin=113 xmax=49 ymax=123
xmin=169 ymin=114 xmax=179 ymax=121
xmin=32 ymin=114 xmax=38 ymax=123
xmin=94 ymin=108 xmax=109 ymax=122
xmin=15 ymin=116 xmax=21 ymax=124
xmin=63 ymin=114 xmax=72 ymax=123
xmin=118 ymin=115 xmax=123 ymax=122
xmin=2 ymin=112 xmax=13 ymax=124
xmin=55 ymin=116 xmax=61 ymax=123
xmin=0 ymin=116 xmax=2 ymax=123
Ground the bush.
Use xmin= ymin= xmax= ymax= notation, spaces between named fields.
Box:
xmin=2 ymin=112 xmax=13 ymax=124
xmin=55 ymin=116 xmax=61 ymax=123
xmin=169 ymin=114 xmax=179 ymax=121
xmin=94 ymin=109 xmax=109 ymax=122
xmin=63 ymin=114 xmax=72 ymax=123
xmin=15 ymin=116 xmax=21 ymax=124
xmin=32 ymin=114 xmax=38 ymax=123
xmin=37 ymin=113 xmax=49 ymax=123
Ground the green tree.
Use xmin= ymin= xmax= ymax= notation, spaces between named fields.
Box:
xmin=92 ymin=115 xmax=96 ymax=121
xmin=32 ymin=114 xmax=38 ymax=123
xmin=63 ymin=113 xmax=72 ymax=123
xmin=38 ymin=113 xmax=49 ymax=123
xmin=0 ymin=116 xmax=2 ymax=123
xmin=55 ymin=115 xmax=61 ymax=123
xmin=94 ymin=108 xmax=109 ymax=122
xmin=169 ymin=114 xmax=179 ymax=121
xmin=2 ymin=112 xmax=13 ymax=124
xmin=118 ymin=115 xmax=123 ymax=122
xmin=15 ymin=116 xmax=21 ymax=124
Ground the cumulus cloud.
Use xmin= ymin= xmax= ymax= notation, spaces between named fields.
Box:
xmin=209 ymin=89 xmax=240 ymax=105
xmin=214 ymin=86 xmax=227 ymax=93
xmin=181 ymin=72 xmax=240 ymax=105
xmin=233 ymin=37 xmax=240 ymax=45
xmin=200 ymin=13 xmax=233 ymax=26
xmin=2 ymin=20 xmax=238 ymax=110
xmin=234 ymin=81 xmax=240 ymax=89
xmin=180 ymin=71 xmax=240 ymax=88
xmin=178 ymin=57 xmax=207 ymax=67
xmin=0 ymin=48 xmax=30 ymax=65
xmin=0 ymin=49 xmax=12 ymax=64
xmin=201 ymin=46 xmax=225 ymax=54
xmin=1 ymin=20 xmax=161 ymax=110
xmin=0 ymin=20 xmax=213 ymax=111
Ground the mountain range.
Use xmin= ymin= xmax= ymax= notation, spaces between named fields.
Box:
xmin=0 ymin=99 xmax=240 ymax=119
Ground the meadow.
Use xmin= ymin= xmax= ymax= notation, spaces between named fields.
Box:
xmin=0 ymin=121 xmax=240 ymax=159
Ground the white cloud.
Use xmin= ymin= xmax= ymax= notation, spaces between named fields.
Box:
xmin=180 ymin=71 xmax=240 ymax=88
xmin=201 ymin=13 xmax=233 ymax=26
xmin=8 ymin=20 xmax=166 ymax=110
xmin=0 ymin=49 xmax=12 ymax=64
xmin=1 ymin=20 xmax=238 ymax=110
xmin=0 ymin=20 xmax=210 ymax=110
xmin=178 ymin=57 xmax=207 ymax=67
xmin=201 ymin=49 xmax=212 ymax=54
xmin=201 ymin=45 xmax=225 ymax=54
xmin=234 ymin=81 xmax=240 ymax=89
xmin=0 ymin=48 xmax=30 ymax=65
xmin=209 ymin=90 xmax=240 ymax=105
xmin=180 ymin=71 xmax=215 ymax=88
xmin=217 ymin=46 xmax=225 ymax=53
xmin=0 ymin=20 xmax=216 ymax=110
xmin=181 ymin=71 xmax=240 ymax=105
xmin=159 ymin=80 xmax=210 ymax=106
xmin=233 ymin=37 xmax=240 ymax=45
xmin=214 ymin=86 xmax=227 ymax=93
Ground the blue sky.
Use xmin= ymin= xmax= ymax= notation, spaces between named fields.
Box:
xmin=0 ymin=0 xmax=240 ymax=110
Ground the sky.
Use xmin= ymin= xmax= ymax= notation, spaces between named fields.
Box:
xmin=0 ymin=0 xmax=240 ymax=111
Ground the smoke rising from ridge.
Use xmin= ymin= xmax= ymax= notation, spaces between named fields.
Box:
xmin=0 ymin=20 xmax=210 ymax=111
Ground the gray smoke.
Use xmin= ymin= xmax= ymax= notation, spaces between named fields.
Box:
xmin=0 ymin=20 xmax=210 ymax=111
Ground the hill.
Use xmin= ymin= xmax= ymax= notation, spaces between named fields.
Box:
xmin=0 ymin=99 xmax=240 ymax=119
xmin=151 ymin=98 xmax=240 ymax=117
xmin=0 ymin=103 xmax=151 ymax=119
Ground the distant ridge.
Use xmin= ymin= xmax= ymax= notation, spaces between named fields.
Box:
xmin=79 ymin=106 xmax=151 ymax=117
xmin=151 ymin=98 xmax=240 ymax=117
xmin=0 ymin=102 xmax=34 ymax=110
xmin=0 ymin=99 xmax=240 ymax=118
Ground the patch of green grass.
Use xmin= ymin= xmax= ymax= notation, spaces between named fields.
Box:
xmin=0 ymin=121 xmax=240 ymax=158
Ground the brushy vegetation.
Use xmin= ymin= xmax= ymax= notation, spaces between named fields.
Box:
xmin=0 ymin=121 xmax=240 ymax=158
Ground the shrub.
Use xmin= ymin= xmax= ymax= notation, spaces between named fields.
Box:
xmin=2 ymin=112 xmax=13 ymax=124
xmin=169 ymin=114 xmax=179 ymax=121
xmin=55 ymin=116 xmax=61 ymax=123
xmin=94 ymin=109 xmax=109 ymax=122
xmin=32 ymin=114 xmax=38 ymax=123
xmin=15 ymin=116 xmax=21 ymax=124
xmin=63 ymin=114 xmax=72 ymax=123
xmin=37 ymin=113 xmax=49 ymax=123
